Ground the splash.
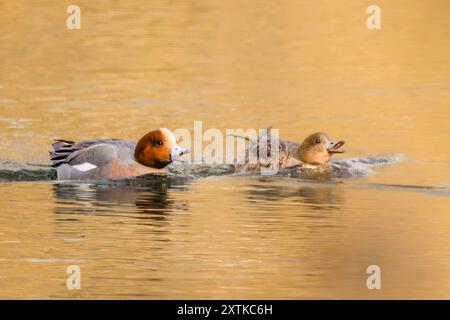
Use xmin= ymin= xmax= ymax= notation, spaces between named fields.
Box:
xmin=330 ymin=154 xmax=406 ymax=178
xmin=0 ymin=159 xmax=56 ymax=182
xmin=0 ymin=155 xmax=404 ymax=182
xmin=0 ymin=158 xmax=235 ymax=183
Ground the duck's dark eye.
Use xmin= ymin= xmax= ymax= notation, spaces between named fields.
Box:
xmin=315 ymin=139 xmax=321 ymax=144
xmin=155 ymin=140 xmax=163 ymax=146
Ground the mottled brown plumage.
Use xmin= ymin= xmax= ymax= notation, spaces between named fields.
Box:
xmin=235 ymin=131 xmax=345 ymax=173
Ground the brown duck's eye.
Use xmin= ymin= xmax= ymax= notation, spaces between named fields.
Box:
xmin=315 ymin=139 xmax=321 ymax=144
xmin=155 ymin=140 xmax=163 ymax=146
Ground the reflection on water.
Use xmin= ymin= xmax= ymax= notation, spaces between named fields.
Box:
xmin=245 ymin=177 xmax=343 ymax=212
xmin=53 ymin=176 xmax=190 ymax=218
xmin=1 ymin=0 xmax=450 ymax=299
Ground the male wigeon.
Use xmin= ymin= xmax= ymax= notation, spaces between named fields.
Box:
xmin=235 ymin=131 xmax=345 ymax=173
xmin=50 ymin=128 xmax=188 ymax=180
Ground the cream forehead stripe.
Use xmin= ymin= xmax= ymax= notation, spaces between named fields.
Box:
xmin=159 ymin=128 xmax=177 ymax=145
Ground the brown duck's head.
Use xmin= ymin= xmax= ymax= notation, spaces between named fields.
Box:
xmin=134 ymin=128 xmax=189 ymax=168
xmin=296 ymin=132 xmax=345 ymax=165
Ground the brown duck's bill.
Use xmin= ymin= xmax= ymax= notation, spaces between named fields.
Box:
xmin=328 ymin=140 xmax=345 ymax=154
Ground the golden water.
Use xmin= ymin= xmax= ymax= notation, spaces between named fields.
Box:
xmin=0 ymin=1 xmax=449 ymax=298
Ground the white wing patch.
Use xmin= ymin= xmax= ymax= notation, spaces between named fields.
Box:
xmin=72 ymin=162 xmax=97 ymax=172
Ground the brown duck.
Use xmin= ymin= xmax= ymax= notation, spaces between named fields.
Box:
xmin=235 ymin=131 xmax=345 ymax=173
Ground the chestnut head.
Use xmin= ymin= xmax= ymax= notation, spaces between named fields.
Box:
xmin=134 ymin=128 xmax=188 ymax=168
